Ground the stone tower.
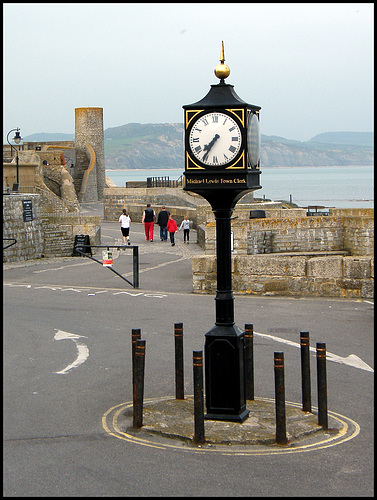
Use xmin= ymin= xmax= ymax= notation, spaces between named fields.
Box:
xmin=74 ymin=107 xmax=105 ymax=202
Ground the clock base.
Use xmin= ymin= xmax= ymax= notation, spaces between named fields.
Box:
xmin=204 ymin=408 xmax=250 ymax=423
xmin=204 ymin=324 xmax=249 ymax=423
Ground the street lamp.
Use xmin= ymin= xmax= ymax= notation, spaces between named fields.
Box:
xmin=6 ymin=128 xmax=22 ymax=192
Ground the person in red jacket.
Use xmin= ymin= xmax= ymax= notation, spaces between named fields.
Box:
xmin=166 ymin=214 xmax=178 ymax=246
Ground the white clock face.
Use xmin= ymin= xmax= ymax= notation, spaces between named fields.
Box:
xmin=189 ymin=112 xmax=242 ymax=167
xmin=247 ymin=113 xmax=260 ymax=167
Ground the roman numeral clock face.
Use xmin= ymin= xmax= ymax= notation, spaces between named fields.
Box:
xmin=188 ymin=112 xmax=242 ymax=167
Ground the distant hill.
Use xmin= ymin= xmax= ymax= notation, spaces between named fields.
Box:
xmin=23 ymin=125 xmax=374 ymax=169
xmin=308 ymin=131 xmax=373 ymax=147
xmin=23 ymin=132 xmax=75 ymax=141
xmin=104 ymin=123 xmax=184 ymax=169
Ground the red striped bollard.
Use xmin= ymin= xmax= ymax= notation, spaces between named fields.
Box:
xmin=316 ymin=342 xmax=328 ymax=429
xmin=300 ymin=331 xmax=312 ymax=412
xmin=174 ymin=323 xmax=184 ymax=399
xmin=244 ymin=323 xmax=254 ymax=400
xmin=193 ymin=350 xmax=205 ymax=445
xmin=133 ymin=339 xmax=146 ymax=429
xmin=274 ymin=351 xmax=288 ymax=445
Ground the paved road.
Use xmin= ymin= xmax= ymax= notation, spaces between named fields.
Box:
xmin=3 ymin=217 xmax=374 ymax=496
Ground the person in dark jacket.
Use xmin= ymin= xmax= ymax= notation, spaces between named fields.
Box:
xmin=157 ymin=206 xmax=170 ymax=241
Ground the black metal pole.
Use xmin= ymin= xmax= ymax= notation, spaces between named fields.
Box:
xmin=131 ymin=328 xmax=141 ymax=390
xmin=300 ymin=331 xmax=312 ymax=412
xmin=133 ymin=339 xmax=146 ymax=429
xmin=244 ymin=323 xmax=254 ymax=400
xmin=174 ymin=323 xmax=184 ymax=399
xmin=6 ymin=128 xmax=21 ymax=192
xmin=316 ymin=342 xmax=328 ymax=429
xmin=193 ymin=350 xmax=205 ymax=445
xmin=214 ymin=208 xmax=234 ymax=326
xmin=74 ymin=245 xmax=138 ymax=288
xmin=16 ymin=150 xmax=19 ymax=189
xmin=274 ymin=352 xmax=288 ymax=445
xmin=133 ymin=246 xmax=139 ymax=288
xmin=204 ymin=201 xmax=248 ymax=422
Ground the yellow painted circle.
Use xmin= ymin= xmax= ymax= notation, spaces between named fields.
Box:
xmin=102 ymin=396 xmax=360 ymax=456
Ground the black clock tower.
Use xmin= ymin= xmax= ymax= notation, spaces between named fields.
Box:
xmin=183 ymin=42 xmax=262 ymax=422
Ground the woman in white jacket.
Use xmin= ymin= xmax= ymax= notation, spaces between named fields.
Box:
xmin=179 ymin=216 xmax=191 ymax=244
xmin=119 ymin=209 xmax=131 ymax=245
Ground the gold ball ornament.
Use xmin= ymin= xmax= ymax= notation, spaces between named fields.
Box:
xmin=214 ymin=63 xmax=230 ymax=80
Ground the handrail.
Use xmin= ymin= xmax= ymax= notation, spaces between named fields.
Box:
xmin=147 ymin=175 xmax=183 ymax=188
xmin=73 ymin=244 xmax=139 ymax=288
xmin=3 ymin=238 xmax=17 ymax=250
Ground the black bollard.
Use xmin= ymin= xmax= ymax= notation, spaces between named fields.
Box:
xmin=316 ymin=342 xmax=328 ymax=429
xmin=244 ymin=323 xmax=254 ymax=400
xmin=193 ymin=350 xmax=205 ymax=445
xmin=133 ymin=339 xmax=146 ymax=429
xmin=274 ymin=352 xmax=288 ymax=445
xmin=300 ymin=331 xmax=312 ymax=412
xmin=131 ymin=329 xmax=141 ymax=391
xmin=132 ymin=246 xmax=139 ymax=289
xmin=174 ymin=323 xmax=184 ymax=399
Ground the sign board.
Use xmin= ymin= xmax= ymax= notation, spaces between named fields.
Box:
xmin=72 ymin=234 xmax=92 ymax=256
xmin=22 ymin=200 xmax=33 ymax=222
xmin=184 ymin=171 xmax=261 ymax=195
xmin=102 ymin=249 xmax=113 ymax=267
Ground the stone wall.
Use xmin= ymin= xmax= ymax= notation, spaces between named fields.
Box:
xmin=192 ymin=253 xmax=374 ymax=299
xmin=3 ymin=162 xmax=38 ymax=191
xmin=3 ymin=194 xmax=43 ymax=262
xmin=40 ymin=214 xmax=101 ymax=257
xmin=3 ymin=194 xmax=101 ymax=262
xmin=103 ymin=187 xmax=203 ymax=228
xmin=103 ymin=188 xmax=290 ymax=228
xmin=193 ymin=207 xmax=374 ymax=299
xmin=202 ymin=211 xmax=374 ymax=256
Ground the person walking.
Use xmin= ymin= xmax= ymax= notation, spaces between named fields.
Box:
xmin=142 ymin=203 xmax=156 ymax=241
xmin=157 ymin=206 xmax=170 ymax=241
xmin=166 ymin=214 xmax=178 ymax=246
xmin=119 ymin=209 xmax=131 ymax=245
xmin=179 ymin=216 xmax=191 ymax=244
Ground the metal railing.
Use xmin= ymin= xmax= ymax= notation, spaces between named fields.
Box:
xmin=3 ymin=238 xmax=17 ymax=250
xmin=147 ymin=175 xmax=183 ymax=188
xmin=73 ymin=244 xmax=139 ymax=288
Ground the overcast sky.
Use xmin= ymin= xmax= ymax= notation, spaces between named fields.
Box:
xmin=3 ymin=3 xmax=374 ymax=144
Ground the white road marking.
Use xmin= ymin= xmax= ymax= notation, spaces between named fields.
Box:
xmin=254 ymin=331 xmax=374 ymax=373
xmin=35 ymin=286 xmax=62 ymax=290
xmin=54 ymin=329 xmax=89 ymax=375
xmin=4 ymin=282 xmax=168 ymax=299
xmin=5 ymin=284 xmax=32 ymax=288
xmin=33 ymin=261 xmax=93 ymax=273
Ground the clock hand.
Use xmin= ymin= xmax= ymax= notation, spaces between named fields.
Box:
xmin=202 ymin=134 xmax=220 ymax=161
xmin=203 ymin=134 xmax=220 ymax=152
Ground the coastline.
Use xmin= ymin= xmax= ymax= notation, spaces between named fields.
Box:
xmin=105 ymin=165 xmax=373 ymax=208
xmin=106 ymin=168 xmax=184 ymax=172
xmin=106 ymin=165 xmax=372 ymax=172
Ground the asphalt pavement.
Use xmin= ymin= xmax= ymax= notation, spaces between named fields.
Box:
xmin=3 ymin=205 xmax=374 ymax=497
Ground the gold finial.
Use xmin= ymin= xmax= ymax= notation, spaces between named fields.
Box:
xmin=214 ymin=41 xmax=230 ymax=81
xmin=220 ymin=40 xmax=225 ymax=63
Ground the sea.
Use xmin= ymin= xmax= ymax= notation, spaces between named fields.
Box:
xmin=106 ymin=165 xmax=374 ymax=209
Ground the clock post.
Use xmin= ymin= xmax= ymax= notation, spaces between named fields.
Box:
xmin=183 ymin=43 xmax=262 ymax=422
